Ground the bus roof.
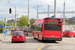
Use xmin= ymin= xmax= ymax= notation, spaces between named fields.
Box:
xmin=33 ymin=17 xmax=62 ymax=25
xmin=33 ymin=19 xmax=43 ymax=25
xmin=44 ymin=17 xmax=62 ymax=21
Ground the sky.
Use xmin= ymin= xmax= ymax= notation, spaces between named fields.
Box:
xmin=0 ymin=0 xmax=75 ymax=21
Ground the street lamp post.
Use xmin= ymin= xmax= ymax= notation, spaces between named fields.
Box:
xmin=15 ymin=6 xmax=16 ymax=30
xmin=34 ymin=5 xmax=39 ymax=19
xmin=48 ymin=5 xmax=51 ymax=17
xmin=27 ymin=0 xmax=29 ymax=36
xmin=54 ymin=0 xmax=56 ymax=18
xmin=7 ymin=1 xmax=17 ymax=30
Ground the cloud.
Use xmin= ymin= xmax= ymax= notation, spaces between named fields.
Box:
xmin=0 ymin=0 xmax=75 ymax=21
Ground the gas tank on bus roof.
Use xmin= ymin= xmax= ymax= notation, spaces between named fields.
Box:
xmin=33 ymin=19 xmax=43 ymax=25
xmin=35 ymin=19 xmax=43 ymax=23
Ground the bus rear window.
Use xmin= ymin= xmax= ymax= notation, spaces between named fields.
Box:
xmin=44 ymin=24 xmax=61 ymax=31
xmin=45 ymin=18 xmax=60 ymax=20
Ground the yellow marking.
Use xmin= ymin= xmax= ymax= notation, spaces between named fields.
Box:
xmin=38 ymin=42 xmax=44 ymax=50
xmin=38 ymin=48 xmax=41 ymax=50
xmin=41 ymin=46 xmax=43 ymax=47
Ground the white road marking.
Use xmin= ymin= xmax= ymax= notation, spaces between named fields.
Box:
xmin=2 ymin=44 xmax=5 ymax=45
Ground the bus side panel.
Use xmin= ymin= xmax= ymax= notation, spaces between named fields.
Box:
xmin=33 ymin=31 xmax=43 ymax=40
xmin=39 ymin=32 xmax=43 ymax=40
xmin=33 ymin=31 xmax=39 ymax=39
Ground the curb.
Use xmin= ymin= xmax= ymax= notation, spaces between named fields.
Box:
xmin=0 ymin=39 xmax=2 ymax=42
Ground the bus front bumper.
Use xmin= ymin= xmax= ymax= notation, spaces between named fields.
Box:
xmin=42 ymin=37 xmax=62 ymax=41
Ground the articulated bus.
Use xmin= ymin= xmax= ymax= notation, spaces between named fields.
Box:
xmin=32 ymin=17 xmax=63 ymax=42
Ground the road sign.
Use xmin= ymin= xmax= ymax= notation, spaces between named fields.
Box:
xmin=4 ymin=30 xmax=7 ymax=34
xmin=51 ymin=16 xmax=54 ymax=18
xmin=6 ymin=25 xmax=9 ymax=27
xmin=3 ymin=26 xmax=5 ymax=29
xmin=9 ymin=25 xmax=13 ymax=27
xmin=6 ymin=25 xmax=13 ymax=27
xmin=0 ymin=25 xmax=3 ymax=28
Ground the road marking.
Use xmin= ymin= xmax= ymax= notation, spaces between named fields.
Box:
xmin=63 ymin=40 xmax=75 ymax=44
xmin=38 ymin=48 xmax=41 ymax=50
xmin=2 ymin=44 xmax=5 ymax=45
xmin=26 ymin=37 xmax=33 ymax=38
xmin=38 ymin=42 xmax=44 ymax=50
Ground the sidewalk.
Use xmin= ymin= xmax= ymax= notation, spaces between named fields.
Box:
xmin=0 ymin=31 xmax=32 ymax=42
xmin=0 ymin=31 xmax=11 ymax=43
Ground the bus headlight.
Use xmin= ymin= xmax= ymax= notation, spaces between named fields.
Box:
xmin=59 ymin=39 xmax=61 ymax=41
xmin=44 ymin=38 xmax=46 ymax=39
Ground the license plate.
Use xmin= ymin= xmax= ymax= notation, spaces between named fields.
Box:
xmin=50 ymin=35 xmax=54 ymax=37
xmin=17 ymin=36 xmax=19 ymax=38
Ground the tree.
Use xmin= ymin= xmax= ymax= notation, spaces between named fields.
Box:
xmin=10 ymin=22 xmax=15 ymax=27
xmin=30 ymin=19 xmax=36 ymax=26
xmin=6 ymin=23 xmax=9 ymax=25
xmin=19 ymin=15 xmax=28 ymax=26
xmin=0 ymin=20 xmax=3 ymax=31
xmin=0 ymin=20 xmax=3 ymax=25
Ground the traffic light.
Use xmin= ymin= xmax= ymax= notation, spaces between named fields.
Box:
xmin=28 ymin=24 xmax=29 ymax=27
xmin=9 ymin=8 xmax=12 ymax=14
xmin=4 ymin=24 xmax=5 ymax=26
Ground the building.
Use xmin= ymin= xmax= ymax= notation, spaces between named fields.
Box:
xmin=65 ymin=17 xmax=75 ymax=25
xmin=7 ymin=19 xmax=15 ymax=24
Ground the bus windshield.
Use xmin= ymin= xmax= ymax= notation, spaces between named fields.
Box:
xmin=44 ymin=24 xmax=61 ymax=31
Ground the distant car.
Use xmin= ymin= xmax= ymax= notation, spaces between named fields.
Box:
xmin=12 ymin=31 xmax=26 ymax=43
xmin=62 ymin=30 xmax=75 ymax=37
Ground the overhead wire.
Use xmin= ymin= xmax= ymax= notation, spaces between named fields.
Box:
xmin=33 ymin=0 xmax=38 ymax=8
xmin=40 ymin=0 xmax=42 ymax=5
xmin=35 ymin=0 xmax=38 ymax=7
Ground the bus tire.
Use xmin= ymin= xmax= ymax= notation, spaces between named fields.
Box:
xmin=67 ymin=35 xmax=70 ymax=37
xmin=33 ymin=34 xmax=36 ymax=39
xmin=38 ymin=35 xmax=40 ymax=41
xmin=62 ymin=34 xmax=64 ymax=37
xmin=12 ymin=41 xmax=14 ymax=43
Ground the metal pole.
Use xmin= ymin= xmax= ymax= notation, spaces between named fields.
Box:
xmin=28 ymin=0 xmax=29 ymax=25
xmin=48 ymin=5 xmax=49 ymax=17
xmin=15 ymin=6 xmax=16 ymax=30
xmin=63 ymin=2 xmax=65 ymax=25
xmin=4 ymin=18 xmax=6 ymax=40
xmin=54 ymin=0 xmax=56 ymax=18
xmin=5 ymin=18 xmax=6 ymax=30
xmin=63 ymin=1 xmax=66 ymax=31
xmin=37 ymin=7 xmax=38 ymax=19
xmin=27 ymin=0 xmax=29 ymax=36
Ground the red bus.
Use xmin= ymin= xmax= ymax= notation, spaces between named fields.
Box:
xmin=32 ymin=17 xmax=63 ymax=41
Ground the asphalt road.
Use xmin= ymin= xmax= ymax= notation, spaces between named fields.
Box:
xmin=0 ymin=34 xmax=75 ymax=50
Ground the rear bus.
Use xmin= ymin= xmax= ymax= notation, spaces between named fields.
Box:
xmin=42 ymin=18 xmax=62 ymax=41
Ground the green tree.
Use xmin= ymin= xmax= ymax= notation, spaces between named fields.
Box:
xmin=6 ymin=23 xmax=9 ymax=25
xmin=0 ymin=20 xmax=3 ymax=31
xmin=19 ymin=15 xmax=28 ymax=26
xmin=30 ymin=19 xmax=36 ymax=26
xmin=0 ymin=20 xmax=3 ymax=25
xmin=10 ymin=22 xmax=15 ymax=27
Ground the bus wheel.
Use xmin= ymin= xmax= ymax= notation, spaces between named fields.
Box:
xmin=38 ymin=35 xmax=40 ymax=41
xmin=63 ymin=35 xmax=64 ymax=37
xmin=67 ymin=35 xmax=70 ymax=37
xmin=62 ymin=34 xmax=64 ymax=37
xmin=33 ymin=34 xmax=36 ymax=39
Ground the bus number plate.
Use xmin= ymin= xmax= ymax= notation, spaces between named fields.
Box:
xmin=50 ymin=35 xmax=54 ymax=37
xmin=17 ymin=36 xmax=19 ymax=38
